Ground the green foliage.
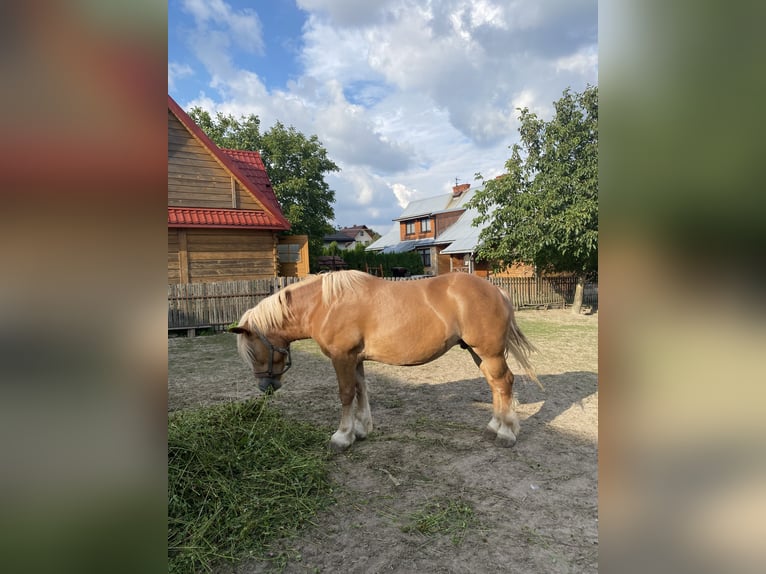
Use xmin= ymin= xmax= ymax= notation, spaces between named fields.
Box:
xmin=261 ymin=122 xmax=339 ymax=265
xmin=168 ymin=398 xmax=333 ymax=573
xmin=187 ymin=109 xmax=339 ymax=271
xmin=322 ymin=243 xmax=424 ymax=276
xmin=469 ymin=85 xmax=598 ymax=279
xmin=188 ymin=107 xmax=262 ymax=152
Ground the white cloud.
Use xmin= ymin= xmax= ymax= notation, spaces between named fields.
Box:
xmin=172 ymin=0 xmax=597 ymax=231
xmin=168 ymin=62 xmax=193 ymax=91
xmin=296 ymin=0 xmax=398 ymax=27
xmin=182 ymin=0 xmax=263 ymax=53
xmin=390 ymin=183 xmax=415 ymax=208
xmin=555 ymin=45 xmax=599 ymax=76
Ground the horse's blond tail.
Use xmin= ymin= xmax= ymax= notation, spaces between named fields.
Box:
xmin=506 ymin=318 xmax=543 ymax=390
xmin=500 ymin=290 xmax=544 ymax=390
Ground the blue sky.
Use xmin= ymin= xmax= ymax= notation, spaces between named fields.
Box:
xmin=168 ymin=0 xmax=597 ymax=234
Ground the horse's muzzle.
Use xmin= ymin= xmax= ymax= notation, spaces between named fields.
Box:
xmin=258 ymin=377 xmax=282 ymax=393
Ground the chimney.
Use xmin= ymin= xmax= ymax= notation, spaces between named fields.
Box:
xmin=452 ymin=183 xmax=470 ymax=197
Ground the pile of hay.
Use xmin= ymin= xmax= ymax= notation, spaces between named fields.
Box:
xmin=168 ymin=398 xmax=332 ymax=572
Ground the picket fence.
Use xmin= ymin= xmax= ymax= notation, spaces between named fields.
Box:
xmin=168 ymin=277 xmax=301 ymax=333
xmin=168 ymin=275 xmax=597 ymax=333
xmin=489 ymin=276 xmax=598 ymax=310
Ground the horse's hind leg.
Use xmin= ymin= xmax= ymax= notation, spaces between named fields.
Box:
xmin=467 ymin=347 xmax=520 ymax=410
xmin=353 ymin=362 xmax=373 ymax=440
xmin=477 ymin=355 xmax=520 ymax=447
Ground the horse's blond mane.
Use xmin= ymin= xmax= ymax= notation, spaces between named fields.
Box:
xmin=321 ymin=270 xmax=369 ymax=307
xmin=238 ymin=271 xmax=369 ymax=337
xmin=238 ymin=280 xmax=307 ymax=333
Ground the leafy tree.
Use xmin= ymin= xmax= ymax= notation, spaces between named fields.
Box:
xmin=259 ymin=122 xmax=339 ymax=266
xmin=187 ymin=109 xmax=339 ymax=270
xmin=188 ymin=109 xmax=262 ymax=151
xmin=469 ymin=85 xmax=598 ymax=313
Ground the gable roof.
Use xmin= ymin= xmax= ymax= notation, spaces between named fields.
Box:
xmin=367 ymin=188 xmax=487 ymax=255
xmin=167 ymin=95 xmax=290 ymax=230
xmin=435 ymin=205 xmax=483 ymax=254
xmin=365 ymin=223 xmax=401 ymax=252
xmin=220 ymin=149 xmax=284 ymax=215
xmin=339 ymin=225 xmax=373 ymax=235
xmin=393 ymin=189 xmax=475 ymax=221
xmin=323 ymin=232 xmax=356 ymax=243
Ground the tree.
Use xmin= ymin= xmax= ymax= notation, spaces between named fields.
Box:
xmin=468 ymin=85 xmax=597 ymax=313
xmin=187 ymin=109 xmax=339 ymax=270
xmin=188 ymin=108 xmax=262 ymax=151
xmin=259 ymin=122 xmax=339 ymax=266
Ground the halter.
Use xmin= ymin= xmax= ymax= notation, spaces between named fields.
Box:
xmin=251 ymin=326 xmax=292 ymax=378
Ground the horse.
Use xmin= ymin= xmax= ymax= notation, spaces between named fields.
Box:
xmin=229 ymin=270 xmax=540 ymax=452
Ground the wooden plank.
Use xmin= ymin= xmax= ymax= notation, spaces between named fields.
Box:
xmin=186 ymin=230 xmax=274 ymax=247
xmin=178 ymin=229 xmax=189 ymax=283
xmin=189 ymin=262 xmax=275 ymax=274
xmin=169 ymin=180 xmax=268 ymax=212
xmin=188 ymin=251 xmax=276 ymax=261
xmin=168 ymin=155 xmax=228 ymax=171
xmin=167 ymin=165 xmax=232 ymax=182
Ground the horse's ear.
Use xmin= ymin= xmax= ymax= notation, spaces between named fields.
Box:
xmin=228 ymin=326 xmax=250 ymax=335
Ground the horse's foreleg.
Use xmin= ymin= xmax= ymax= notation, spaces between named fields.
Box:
xmin=330 ymin=357 xmax=359 ymax=452
xmin=479 ymin=356 xmax=520 ymax=447
xmin=353 ymin=362 xmax=373 ymax=440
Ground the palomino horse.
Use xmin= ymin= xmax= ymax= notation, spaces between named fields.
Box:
xmin=230 ymin=270 xmax=539 ymax=451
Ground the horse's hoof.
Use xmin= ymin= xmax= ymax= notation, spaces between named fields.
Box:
xmin=329 ymin=441 xmax=349 ymax=453
xmin=329 ymin=431 xmax=354 ymax=452
xmin=495 ymin=433 xmax=517 ymax=448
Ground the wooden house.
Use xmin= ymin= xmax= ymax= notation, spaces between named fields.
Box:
xmin=168 ymin=95 xmax=307 ymax=283
xmin=367 ymin=183 xmax=536 ymax=277
xmin=366 ymin=184 xmax=476 ymax=275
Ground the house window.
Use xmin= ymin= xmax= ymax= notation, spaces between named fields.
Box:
xmin=278 ymin=243 xmax=301 ymax=263
xmin=420 ymin=218 xmax=431 ymax=232
xmin=405 ymin=221 xmax=415 ymax=235
xmin=418 ymin=248 xmax=431 ymax=267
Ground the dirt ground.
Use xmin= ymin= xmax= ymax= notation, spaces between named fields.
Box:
xmin=168 ymin=309 xmax=598 ymax=573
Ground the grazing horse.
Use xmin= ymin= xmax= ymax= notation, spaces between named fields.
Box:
xmin=230 ymin=270 xmax=539 ymax=452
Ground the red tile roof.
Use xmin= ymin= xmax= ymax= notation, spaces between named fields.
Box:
xmin=220 ymin=149 xmax=283 ymax=214
xmin=167 ymin=95 xmax=290 ymax=230
xmin=168 ymin=207 xmax=287 ymax=229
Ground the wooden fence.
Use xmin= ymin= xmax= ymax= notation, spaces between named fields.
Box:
xmin=168 ymin=277 xmax=301 ymax=332
xmin=168 ymin=275 xmax=597 ymax=333
xmin=489 ymin=276 xmax=598 ymax=310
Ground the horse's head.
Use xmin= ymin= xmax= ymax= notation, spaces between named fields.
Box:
xmin=228 ymin=325 xmax=292 ymax=393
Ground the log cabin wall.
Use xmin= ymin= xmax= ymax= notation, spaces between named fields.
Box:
xmin=168 ymin=112 xmax=265 ymax=211
xmin=168 ymin=228 xmax=181 ymax=283
xmin=169 ymin=228 xmax=279 ymax=283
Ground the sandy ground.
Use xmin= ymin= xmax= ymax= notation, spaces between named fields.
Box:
xmin=168 ymin=309 xmax=598 ymax=573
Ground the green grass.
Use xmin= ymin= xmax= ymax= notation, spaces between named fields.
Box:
xmin=514 ymin=316 xmax=596 ymax=340
xmin=168 ymin=398 xmax=333 ymax=573
xmin=402 ymin=497 xmax=477 ymax=545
